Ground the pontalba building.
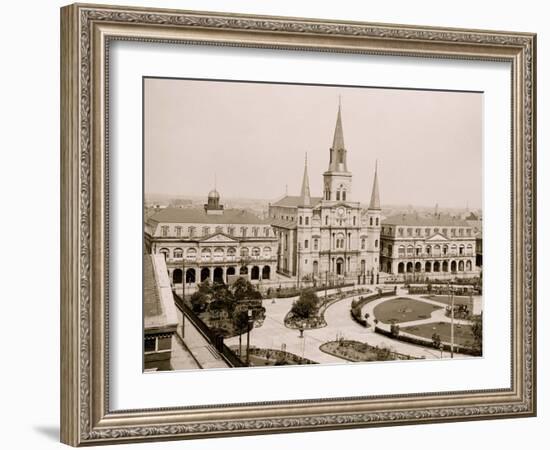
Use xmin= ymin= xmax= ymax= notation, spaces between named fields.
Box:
xmin=145 ymin=189 xmax=278 ymax=292
xmin=379 ymin=213 xmax=478 ymax=279
xmin=269 ymin=102 xmax=381 ymax=285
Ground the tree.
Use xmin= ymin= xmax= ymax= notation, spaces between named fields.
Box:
xmin=232 ymin=277 xmax=262 ymax=301
xmin=290 ymin=288 xmax=319 ymax=319
xmin=471 ymin=313 xmax=483 ymax=354
xmin=189 ymin=290 xmax=209 ymax=313
xmin=232 ymin=309 xmax=250 ymax=358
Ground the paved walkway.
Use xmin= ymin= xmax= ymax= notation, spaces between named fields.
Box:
xmin=176 ymin=320 xmax=231 ymax=369
xmin=225 ymin=288 xmax=459 ymax=363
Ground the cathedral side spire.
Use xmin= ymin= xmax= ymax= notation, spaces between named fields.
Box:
xmin=369 ymin=160 xmax=381 ymax=210
xmin=299 ymin=152 xmax=311 ymax=207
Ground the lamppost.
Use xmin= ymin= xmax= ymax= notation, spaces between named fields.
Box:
xmin=448 ymin=282 xmax=455 ymax=358
xmin=181 ymin=257 xmax=186 ymax=338
xmin=246 ymin=308 xmax=253 ymax=366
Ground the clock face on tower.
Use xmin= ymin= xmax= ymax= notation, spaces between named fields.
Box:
xmin=337 ymin=207 xmax=345 ymax=217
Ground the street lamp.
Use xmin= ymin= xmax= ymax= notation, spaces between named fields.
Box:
xmin=448 ymin=282 xmax=455 ymax=359
xmin=246 ymin=308 xmax=253 ymax=366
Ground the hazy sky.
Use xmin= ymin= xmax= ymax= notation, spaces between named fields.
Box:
xmin=144 ymin=78 xmax=482 ymax=209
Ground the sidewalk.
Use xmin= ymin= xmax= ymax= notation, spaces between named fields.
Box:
xmin=177 ymin=319 xmax=231 ymax=369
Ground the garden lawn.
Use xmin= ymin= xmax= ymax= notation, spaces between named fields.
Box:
xmin=373 ymin=297 xmax=442 ymax=324
xmin=421 ymin=295 xmax=479 ymax=308
xmin=401 ymin=322 xmax=476 ymax=347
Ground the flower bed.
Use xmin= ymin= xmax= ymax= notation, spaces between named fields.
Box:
xmin=285 ymin=287 xmax=370 ymax=330
xmin=229 ymin=346 xmax=317 ymax=366
xmin=320 ymin=340 xmax=415 ymax=362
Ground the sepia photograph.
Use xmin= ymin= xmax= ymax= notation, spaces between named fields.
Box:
xmin=142 ymin=77 xmax=483 ymax=372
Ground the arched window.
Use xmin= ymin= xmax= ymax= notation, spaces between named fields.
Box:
xmin=375 ymin=239 xmax=378 ymax=248
xmin=407 ymin=245 xmax=414 ymax=256
xmin=213 ymin=247 xmax=224 ymax=260
xmin=467 ymin=244 xmax=473 ymax=255
xmin=159 ymin=248 xmax=169 ymax=259
xmin=201 ymin=248 xmax=211 ymax=260
xmin=398 ymin=245 xmax=405 ymax=256
xmin=336 ymin=191 xmax=341 ymax=201
xmin=361 ymin=238 xmax=366 ymax=250
xmin=186 ymin=248 xmax=197 ymax=260
xmin=304 ymin=239 xmax=309 ymax=249
xmin=173 ymin=248 xmax=183 ymax=259
xmin=227 ymin=247 xmax=236 ymax=258
xmin=342 ymin=191 xmax=346 ymax=201
xmin=370 ymin=217 xmax=373 ymax=226
xmin=252 ymin=247 xmax=261 ymax=257
xmin=240 ymin=247 xmax=249 ymax=258
xmin=426 ymin=245 xmax=432 ymax=255
xmin=314 ymin=239 xmax=319 ymax=250
xmin=459 ymin=245 xmax=465 ymax=255
xmin=263 ymin=247 xmax=272 ymax=257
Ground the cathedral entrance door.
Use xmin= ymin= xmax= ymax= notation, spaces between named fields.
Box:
xmin=336 ymin=258 xmax=344 ymax=276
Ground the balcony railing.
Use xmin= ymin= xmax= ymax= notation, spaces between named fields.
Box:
xmin=166 ymin=255 xmax=276 ymax=264
xmin=387 ymin=252 xmax=473 ymax=259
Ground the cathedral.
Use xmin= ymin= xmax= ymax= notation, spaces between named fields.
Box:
xmin=269 ymin=101 xmax=381 ymax=285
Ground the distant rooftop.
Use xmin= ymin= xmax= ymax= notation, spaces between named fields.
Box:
xmin=148 ymin=207 xmax=270 ymax=225
xmin=271 ymin=195 xmax=323 ymax=208
xmin=270 ymin=218 xmax=298 ymax=230
xmin=382 ymin=213 xmax=470 ymax=227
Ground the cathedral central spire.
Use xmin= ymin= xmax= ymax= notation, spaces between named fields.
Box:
xmin=299 ymin=152 xmax=311 ymax=207
xmin=328 ymin=97 xmax=348 ymax=173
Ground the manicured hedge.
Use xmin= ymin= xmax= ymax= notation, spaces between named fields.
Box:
xmin=374 ymin=326 xmax=481 ymax=356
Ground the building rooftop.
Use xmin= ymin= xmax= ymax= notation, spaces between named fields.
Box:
xmin=148 ymin=207 xmax=270 ymax=225
xmin=271 ymin=195 xmax=323 ymax=208
xmin=382 ymin=213 xmax=470 ymax=227
xmin=270 ymin=218 xmax=298 ymax=230
xmin=144 ymin=254 xmax=178 ymax=332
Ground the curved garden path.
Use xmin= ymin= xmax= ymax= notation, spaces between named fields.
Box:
xmin=225 ymin=287 xmax=459 ymax=363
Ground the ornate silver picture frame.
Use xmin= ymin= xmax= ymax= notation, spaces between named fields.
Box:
xmin=60 ymin=3 xmax=536 ymax=446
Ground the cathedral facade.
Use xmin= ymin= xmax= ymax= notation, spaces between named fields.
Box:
xmin=269 ymin=102 xmax=381 ymax=285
